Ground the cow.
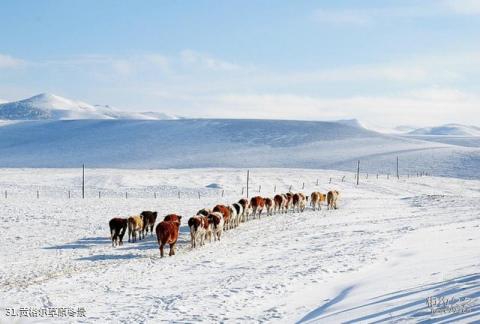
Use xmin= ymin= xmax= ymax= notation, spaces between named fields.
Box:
xmin=207 ymin=212 xmax=224 ymax=241
xmin=196 ymin=208 xmax=211 ymax=217
xmin=140 ymin=211 xmax=158 ymax=237
xmin=188 ymin=215 xmax=209 ymax=248
xmin=127 ymin=215 xmax=143 ymax=243
xmin=265 ymin=197 xmax=274 ymax=216
xmin=327 ymin=190 xmax=340 ymax=210
xmin=231 ymin=202 xmax=244 ymax=226
xmin=292 ymin=193 xmax=307 ymax=212
xmin=250 ymin=196 xmax=265 ymax=219
xmin=238 ymin=198 xmax=250 ymax=222
xmin=284 ymin=193 xmax=293 ymax=212
xmin=213 ymin=205 xmax=231 ymax=230
xmin=109 ymin=217 xmax=128 ymax=247
xmin=156 ymin=218 xmax=181 ymax=257
xmin=310 ymin=192 xmax=326 ymax=211
xmin=164 ymin=214 xmax=182 ymax=223
xmin=228 ymin=205 xmax=238 ymax=229
xmin=274 ymin=194 xmax=286 ymax=214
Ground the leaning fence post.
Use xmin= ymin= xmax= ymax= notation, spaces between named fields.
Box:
xmin=198 ymin=191 xmax=201 ymax=199
xmin=342 ymin=176 xmax=345 ymax=182
xmin=356 ymin=160 xmax=360 ymax=185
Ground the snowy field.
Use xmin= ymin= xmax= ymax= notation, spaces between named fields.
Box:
xmin=0 ymin=168 xmax=479 ymax=323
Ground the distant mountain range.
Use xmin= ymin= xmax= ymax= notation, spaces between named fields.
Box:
xmin=0 ymin=93 xmax=178 ymax=120
xmin=407 ymin=124 xmax=480 ymax=136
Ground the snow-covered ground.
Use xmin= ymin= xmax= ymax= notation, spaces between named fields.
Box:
xmin=0 ymin=168 xmax=478 ymax=323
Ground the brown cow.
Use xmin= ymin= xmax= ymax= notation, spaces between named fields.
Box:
xmin=274 ymin=194 xmax=286 ymax=214
xmin=284 ymin=193 xmax=293 ymax=212
xmin=156 ymin=219 xmax=181 ymax=257
xmin=238 ymin=198 xmax=250 ymax=222
xmin=109 ymin=217 xmax=128 ymax=247
xmin=140 ymin=211 xmax=158 ymax=236
xmin=265 ymin=197 xmax=274 ymax=216
xmin=250 ymin=196 xmax=265 ymax=219
xmin=327 ymin=190 xmax=340 ymax=210
xmin=310 ymin=192 xmax=326 ymax=211
xmin=164 ymin=214 xmax=182 ymax=223
xmin=213 ymin=205 xmax=231 ymax=230
xmin=127 ymin=215 xmax=143 ymax=243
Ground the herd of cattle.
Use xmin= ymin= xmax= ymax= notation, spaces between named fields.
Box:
xmin=108 ymin=190 xmax=340 ymax=257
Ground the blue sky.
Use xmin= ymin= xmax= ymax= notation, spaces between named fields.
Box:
xmin=0 ymin=0 xmax=479 ymax=127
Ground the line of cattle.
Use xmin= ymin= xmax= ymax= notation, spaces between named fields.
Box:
xmin=108 ymin=190 xmax=340 ymax=257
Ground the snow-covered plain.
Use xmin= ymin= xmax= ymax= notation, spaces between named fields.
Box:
xmin=0 ymin=168 xmax=478 ymax=323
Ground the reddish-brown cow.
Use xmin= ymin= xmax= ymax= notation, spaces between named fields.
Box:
xmin=156 ymin=217 xmax=182 ymax=257
xmin=250 ymin=196 xmax=265 ymax=219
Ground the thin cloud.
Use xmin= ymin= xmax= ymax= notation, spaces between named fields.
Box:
xmin=0 ymin=53 xmax=25 ymax=69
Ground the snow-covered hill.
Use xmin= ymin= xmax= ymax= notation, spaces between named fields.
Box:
xmin=409 ymin=123 xmax=480 ymax=136
xmin=0 ymin=118 xmax=479 ymax=178
xmin=0 ymin=93 xmax=177 ymax=120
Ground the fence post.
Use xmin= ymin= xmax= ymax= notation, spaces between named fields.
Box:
xmin=316 ymin=179 xmax=319 ymax=186
xmin=222 ymin=189 xmax=224 ymax=197
xmin=274 ymin=185 xmax=276 ymax=193
xmin=342 ymin=176 xmax=345 ymax=182
xmin=242 ymin=187 xmax=244 ymax=195
xmin=37 ymin=190 xmax=39 ymax=199
xmin=356 ymin=160 xmax=360 ymax=185
xmin=302 ymin=182 xmax=305 ymax=189
xmin=125 ymin=192 xmax=128 ymax=199
xmin=82 ymin=164 xmax=85 ymax=199
xmin=329 ymin=178 xmax=332 ymax=184
xmin=198 ymin=191 xmax=201 ymax=199
xmin=178 ymin=191 xmax=180 ymax=199
xmin=258 ymin=185 xmax=261 ymax=193
xmin=396 ymin=156 xmax=399 ymax=179
xmin=98 ymin=191 xmax=101 ymax=198
xmin=68 ymin=190 xmax=71 ymax=199
xmin=289 ymin=185 xmax=292 ymax=192
xmin=154 ymin=192 xmax=157 ymax=199
xmin=4 ymin=190 xmax=6 ymax=199
xmin=246 ymin=170 xmax=250 ymax=199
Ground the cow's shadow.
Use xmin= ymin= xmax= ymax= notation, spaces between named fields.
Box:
xmin=76 ymin=253 xmax=146 ymax=261
xmin=43 ymin=236 xmax=111 ymax=250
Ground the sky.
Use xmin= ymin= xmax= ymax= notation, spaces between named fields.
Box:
xmin=0 ymin=0 xmax=480 ymax=127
